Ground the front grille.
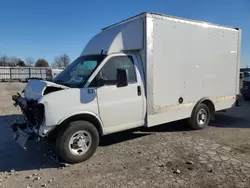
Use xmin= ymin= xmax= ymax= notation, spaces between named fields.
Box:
xmin=35 ymin=104 xmax=45 ymax=126
xmin=24 ymin=103 xmax=44 ymax=128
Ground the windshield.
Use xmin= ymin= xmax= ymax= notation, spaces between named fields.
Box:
xmin=54 ymin=55 xmax=106 ymax=87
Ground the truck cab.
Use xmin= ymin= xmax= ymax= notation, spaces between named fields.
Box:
xmin=51 ymin=53 xmax=146 ymax=135
xmin=13 ymin=52 xmax=146 ymax=164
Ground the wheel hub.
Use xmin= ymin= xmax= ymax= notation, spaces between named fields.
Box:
xmin=75 ymin=137 xmax=86 ymax=148
xmin=69 ymin=131 xmax=92 ymax=156
xmin=197 ymin=109 xmax=207 ymax=125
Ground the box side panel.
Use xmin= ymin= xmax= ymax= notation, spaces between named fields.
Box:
xmin=147 ymin=17 xmax=239 ymax=126
xmin=152 ymin=18 xmax=239 ymax=109
xmin=144 ymin=16 xmax=154 ymax=116
xmin=150 ymin=13 xmax=237 ymax=32
xmin=138 ymin=17 xmax=147 ymax=82
xmin=235 ymin=29 xmax=242 ymax=95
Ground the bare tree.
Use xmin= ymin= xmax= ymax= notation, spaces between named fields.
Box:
xmin=53 ymin=53 xmax=70 ymax=67
xmin=8 ymin=56 xmax=20 ymax=66
xmin=0 ymin=55 xmax=9 ymax=66
xmin=25 ymin=57 xmax=35 ymax=67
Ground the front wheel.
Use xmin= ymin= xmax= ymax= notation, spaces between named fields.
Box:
xmin=56 ymin=121 xmax=99 ymax=164
xmin=188 ymin=103 xmax=210 ymax=130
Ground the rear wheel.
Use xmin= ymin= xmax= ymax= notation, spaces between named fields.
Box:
xmin=56 ymin=121 xmax=99 ymax=164
xmin=188 ymin=103 xmax=210 ymax=130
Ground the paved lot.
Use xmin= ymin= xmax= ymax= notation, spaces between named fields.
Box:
xmin=0 ymin=83 xmax=250 ymax=188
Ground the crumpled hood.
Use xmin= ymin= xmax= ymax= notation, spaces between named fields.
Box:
xmin=24 ymin=79 xmax=69 ymax=101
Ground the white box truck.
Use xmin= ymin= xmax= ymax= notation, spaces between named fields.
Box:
xmin=12 ymin=12 xmax=241 ymax=164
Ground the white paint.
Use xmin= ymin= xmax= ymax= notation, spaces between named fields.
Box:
xmin=24 ymin=79 xmax=68 ymax=100
xmin=151 ymin=17 xmax=239 ymax=109
xmin=27 ymin=12 xmax=240 ymax=138
xmin=91 ymin=53 xmax=145 ymax=133
xmin=153 ymin=14 xmax=236 ymax=31
xmin=81 ymin=18 xmax=144 ymax=56
xmin=38 ymin=88 xmax=100 ymax=128
xmin=148 ymin=96 xmax=237 ymax=127
xmin=145 ymin=15 xmax=240 ymax=126
xmin=145 ymin=16 xmax=154 ymax=115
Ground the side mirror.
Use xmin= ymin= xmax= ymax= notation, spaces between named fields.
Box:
xmin=116 ymin=69 xmax=128 ymax=87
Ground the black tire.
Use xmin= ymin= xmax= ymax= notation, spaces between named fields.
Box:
xmin=188 ymin=103 xmax=210 ymax=130
xmin=56 ymin=121 xmax=99 ymax=164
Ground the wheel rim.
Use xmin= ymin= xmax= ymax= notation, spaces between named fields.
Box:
xmin=196 ymin=108 xmax=207 ymax=125
xmin=68 ymin=130 xmax=92 ymax=156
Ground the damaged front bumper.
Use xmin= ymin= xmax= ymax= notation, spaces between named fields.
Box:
xmin=12 ymin=123 xmax=33 ymax=149
xmin=12 ymin=93 xmax=45 ymax=149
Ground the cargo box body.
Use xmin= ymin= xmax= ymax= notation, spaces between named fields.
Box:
xmin=143 ymin=13 xmax=241 ymax=126
xmin=84 ymin=12 xmax=241 ymax=127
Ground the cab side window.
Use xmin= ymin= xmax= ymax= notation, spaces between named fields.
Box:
xmin=101 ymin=56 xmax=137 ymax=85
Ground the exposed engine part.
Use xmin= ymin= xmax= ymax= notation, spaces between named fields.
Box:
xmin=43 ymin=86 xmax=63 ymax=95
xmin=12 ymin=94 xmax=45 ymax=129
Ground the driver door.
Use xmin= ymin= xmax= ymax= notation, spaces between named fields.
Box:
xmin=90 ymin=54 xmax=145 ymax=133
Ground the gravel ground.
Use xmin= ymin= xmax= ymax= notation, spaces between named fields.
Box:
xmin=0 ymin=83 xmax=250 ymax=188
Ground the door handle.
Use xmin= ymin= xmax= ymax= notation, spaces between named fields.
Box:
xmin=137 ymin=86 xmax=141 ymax=96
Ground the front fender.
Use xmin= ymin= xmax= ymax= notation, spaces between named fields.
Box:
xmin=42 ymin=111 xmax=105 ymax=138
xmin=58 ymin=111 xmax=104 ymax=129
xmin=38 ymin=88 xmax=100 ymax=129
